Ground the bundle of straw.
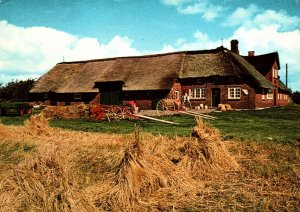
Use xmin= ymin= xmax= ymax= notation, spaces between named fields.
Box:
xmin=0 ymin=144 xmax=96 ymax=211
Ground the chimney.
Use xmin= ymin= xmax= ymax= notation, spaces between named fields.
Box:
xmin=248 ymin=51 xmax=255 ymax=56
xmin=230 ymin=39 xmax=239 ymax=54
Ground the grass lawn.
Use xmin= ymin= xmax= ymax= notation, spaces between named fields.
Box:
xmin=1 ymin=105 xmax=299 ymax=143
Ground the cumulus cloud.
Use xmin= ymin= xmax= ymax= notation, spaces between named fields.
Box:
xmin=223 ymin=4 xmax=259 ymax=27
xmin=161 ymin=0 xmax=223 ymax=21
xmin=0 ymin=20 xmax=140 ymax=83
xmin=224 ymin=6 xmax=300 ymax=30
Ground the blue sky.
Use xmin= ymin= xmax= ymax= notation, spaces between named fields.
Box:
xmin=0 ymin=0 xmax=300 ymax=91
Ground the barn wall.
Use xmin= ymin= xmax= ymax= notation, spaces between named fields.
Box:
xmin=255 ymin=93 xmax=274 ymax=108
xmin=123 ymin=90 xmax=170 ymax=109
xmin=30 ymin=92 xmax=99 ymax=106
xmin=180 ymin=78 xmax=256 ymax=109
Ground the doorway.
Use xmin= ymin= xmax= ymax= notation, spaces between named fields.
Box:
xmin=211 ymin=88 xmax=220 ymax=107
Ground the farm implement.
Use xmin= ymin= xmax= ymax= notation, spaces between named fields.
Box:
xmin=88 ymin=98 xmax=216 ymax=125
xmin=156 ymin=98 xmax=217 ymax=120
xmin=88 ymin=103 xmax=180 ymax=125
xmin=0 ymin=102 xmax=33 ymax=116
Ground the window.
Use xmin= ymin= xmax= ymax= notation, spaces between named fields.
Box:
xmin=228 ymin=87 xmax=241 ymax=99
xmin=272 ymin=68 xmax=278 ymax=79
xmin=189 ymin=88 xmax=206 ymax=99
xmin=74 ymin=94 xmax=82 ymax=100
xmin=267 ymin=89 xmax=273 ymax=99
xmin=262 ymin=89 xmax=266 ymax=100
xmin=174 ymin=91 xmax=180 ymax=100
xmin=43 ymin=93 xmax=48 ymax=99
xmin=278 ymin=94 xmax=280 ymax=100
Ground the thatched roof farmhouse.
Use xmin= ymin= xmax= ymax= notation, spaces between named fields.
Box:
xmin=30 ymin=40 xmax=289 ymax=109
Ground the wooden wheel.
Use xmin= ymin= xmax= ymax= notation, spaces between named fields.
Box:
xmin=156 ymin=99 xmax=175 ymax=116
xmin=106 ymin=106 xmax=123 ymax=121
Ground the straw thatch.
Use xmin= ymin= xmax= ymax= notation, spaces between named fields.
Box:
xmin=30 ymin=47 xmax=274 ymax=94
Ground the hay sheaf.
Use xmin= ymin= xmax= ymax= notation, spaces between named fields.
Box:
xmin=0 ymin=117 xmax=239 ymax=211
xmin=43 ymin=104 xmax=90 ymax=119
xmin=178 ymin=117 xmax=239 ymax=178
xmin=87 ymin=127 xmax=199 ymax=211
xmin=0 ymin=144 xmax=96 ymax=212
xmin=24 ymin=113 xmax=52 ymax=136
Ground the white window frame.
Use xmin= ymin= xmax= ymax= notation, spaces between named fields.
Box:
xmin=267 ymin=90 xmax=273 ymax=99
xmin=174 ymin=90 xmax=180 ymax=100
xmin=228 ymin=87 xmax=241 ymax=100
xmin=74 ymin=93 xmax=82 ymax=100
xmin=189 ymin=88 xmax=206 ymax=99
xmin=272 ymin=68 xmax=278 ymax=79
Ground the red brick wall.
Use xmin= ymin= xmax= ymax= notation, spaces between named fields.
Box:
xmin=276 ymin=93 xmax=289 ymax=106
xmin=182 ymin=83 xmax=256 ymax=109
xmin=167 ymin=82 xmax=182 ymax=100
xmin=255 ymin=93 xmax=274 ymax=108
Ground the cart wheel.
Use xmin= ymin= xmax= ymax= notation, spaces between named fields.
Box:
xmin=156 ymin=99 xmax=175 ymax=116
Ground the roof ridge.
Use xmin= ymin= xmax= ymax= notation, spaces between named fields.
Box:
xmin=57 ymin=47 xmax=226 ymax=65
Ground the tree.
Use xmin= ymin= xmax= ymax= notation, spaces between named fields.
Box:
xmin=0 ymin=79 xmax=35 ymax=102
xmin=291 ymin=91 xmax=300 ymax=105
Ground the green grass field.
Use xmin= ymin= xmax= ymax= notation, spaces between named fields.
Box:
xmin=1 ymin=105 xmax=299 ymax=143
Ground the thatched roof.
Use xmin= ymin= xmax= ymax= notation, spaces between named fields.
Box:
xmin=30 ymin=47 xmax=275 ymax=93
xmin=30 ymin=63 xmax=88 ymax=93
xmin=278 ymin=80 xmax=289 ymax=92
xmin=229 ymin=52 xmax=273 ymax=89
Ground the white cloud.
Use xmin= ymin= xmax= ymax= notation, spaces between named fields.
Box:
xmin=252 ymin=10 xmax=300 ymax=30
xmin=162 ymin=0 xmax=223 ymax=21
xmin=224 ymin=6 xmax=300 ymax=30
xmin=160 ymin=0 xmax=192 ymax=6
xmin=223 ymin=4 xmax=259 ymax=27
xmin=0 ymin=20 xmax=140 ymax=83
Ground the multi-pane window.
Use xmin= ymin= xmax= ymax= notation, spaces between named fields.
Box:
xmin=189 ymin=88 xmax=206 ymax=99
xmin=74 ymin=94 xmax=82 ymax=100
xmin=228 ymin=88 xmax=241 ymax=99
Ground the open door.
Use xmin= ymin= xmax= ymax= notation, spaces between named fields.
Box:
xmin=100 ymin=90 xmax=122 ymax=105
xmin=211 ymin=88 xmax=220 ymax=107
xmin=96 ymin=81 xmax=124 ymax=105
